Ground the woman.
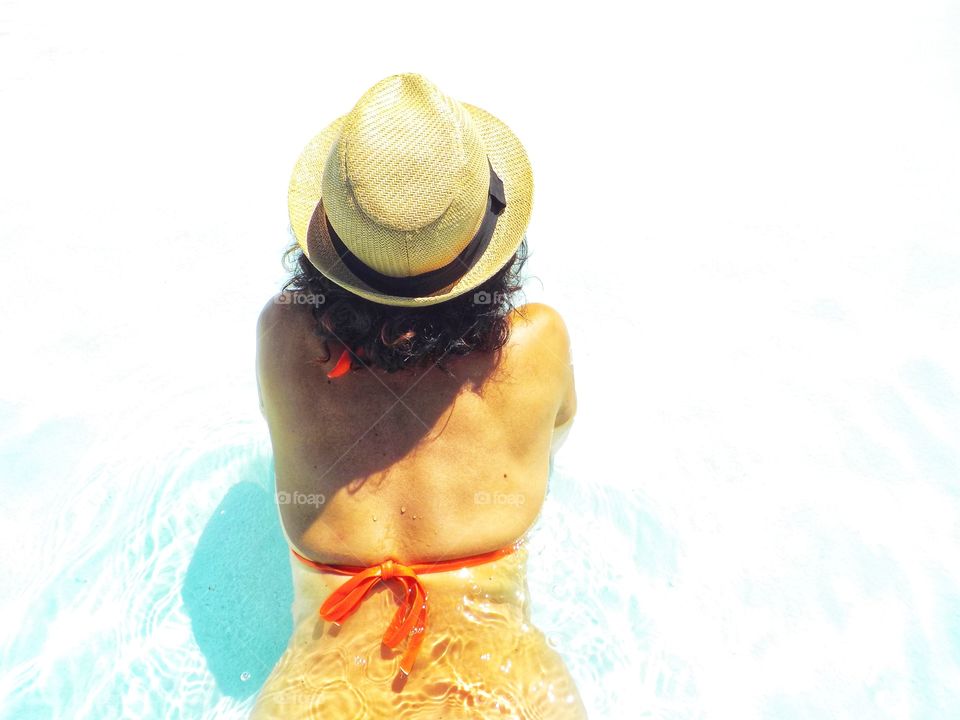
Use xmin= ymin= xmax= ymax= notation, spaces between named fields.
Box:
xmin=253 ymin=73 xmax=585 ymax=719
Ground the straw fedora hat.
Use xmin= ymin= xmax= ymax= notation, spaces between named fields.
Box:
xmin=287 ymin=73 xmax=534 ymax=307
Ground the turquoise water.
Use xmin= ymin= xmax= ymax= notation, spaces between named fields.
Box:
xmin=3 ymin=0 xmax=960 ymax=718
xmin=0 ymin=436 xmax=648 ymax=718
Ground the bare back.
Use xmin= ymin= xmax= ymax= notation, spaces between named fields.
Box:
xmin=256 ymin=297 xmax=576 ymax=565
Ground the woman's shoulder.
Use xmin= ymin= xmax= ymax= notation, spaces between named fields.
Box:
xmin=257 ymin=291 xmax=318 ymax=336
xmin=256 ymin=291 xmax=319 ymax=369
xmin=510 ymin=301 xmax=568 ymax=325
xmin=504 ymin=303 xmax=574 ymax=384
xmin=508 ymin=303 xmax=572 ymax=350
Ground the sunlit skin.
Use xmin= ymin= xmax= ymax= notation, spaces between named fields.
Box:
xmin=253 ymin=295 xmax=584 ymax=718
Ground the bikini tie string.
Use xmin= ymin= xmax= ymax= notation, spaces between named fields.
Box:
xmin=290 ymin=543 xmax=519 ymax=676
xmin=325 ymin=346 xmax=365 ymax=379
xmin=317 ymin=557 xmax=428 ymax=676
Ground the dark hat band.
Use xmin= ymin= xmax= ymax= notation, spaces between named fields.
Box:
xmin=317 ymin=158 xmax=507 ymax=299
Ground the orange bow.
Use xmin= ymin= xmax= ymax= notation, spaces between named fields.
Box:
xmin=322 ymin=558 xmax=428 ymax=675
xmin=291 ymin=544 xmax=518 ymax=676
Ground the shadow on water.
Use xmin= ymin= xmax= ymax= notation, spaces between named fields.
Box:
xmin=182 ymin=454 xmax=293 ymax=700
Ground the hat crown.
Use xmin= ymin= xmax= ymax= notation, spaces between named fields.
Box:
xmin=340 ymin=74 xmax=469 ymax=232
xmin=321 ymin=74 xmax=491 ymax=277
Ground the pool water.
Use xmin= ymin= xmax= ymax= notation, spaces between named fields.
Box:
xmin=0 ymin=431 xmax=651 ymax=718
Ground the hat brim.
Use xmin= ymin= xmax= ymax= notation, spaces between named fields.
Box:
xmin=287 ymin=102 xmax=533 ymax=307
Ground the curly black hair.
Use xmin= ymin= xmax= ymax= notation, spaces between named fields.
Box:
xmin=280 ymin=232 xmax=530 ymax=375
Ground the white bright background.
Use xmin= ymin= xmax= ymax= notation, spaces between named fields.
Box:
xmin=2 ymin=0 xmax=959 ymax=718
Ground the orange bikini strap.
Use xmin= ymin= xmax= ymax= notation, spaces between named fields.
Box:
xmin=289 ymin=543 xmax=519 ymax=675
xmin=326 ymin=346 xmax=365 ymax=379
xmin=291 ymin=543 xmax=518 ymax=576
